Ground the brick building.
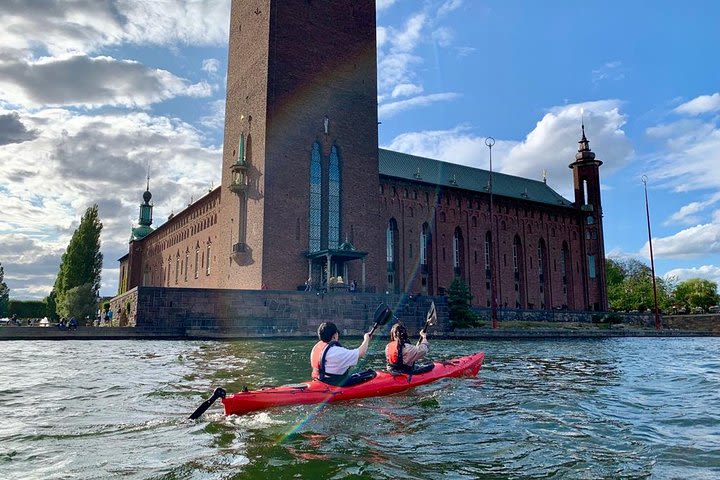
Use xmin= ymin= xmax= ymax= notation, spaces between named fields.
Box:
xmin=118 ymin=0 xmax=607 ymax=312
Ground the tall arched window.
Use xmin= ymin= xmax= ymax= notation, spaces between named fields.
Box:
xmin=561 ymin=242 xmax=570 ymax=307
xmin=387 ymin=219 xmax=398 ymax=293
xmin=308 ymin=142 xmax=322 ymax=252
xmin=194 ymin=243 xmax=200 ymax=279
xmin=175 ymin=253 xmax=180 ymax=284
xmin=328 ymin=145 xmax=341 ymax=249
xmin=205 ymin=241 xmax=211 ymax=275
xmin=184 ymin=249 xmax=189 ymax=282
xmin=538 ymin=238 xmax=547 ymax=309
xmin=420 ymin=223 xmax=429 ymax=267
xmin=513 ymin=235 xmax=523 ymax=308
xmin=453 ymin=227 xmax=463 ymax=277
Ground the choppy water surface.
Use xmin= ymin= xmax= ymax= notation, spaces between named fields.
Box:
xmin=1 ymin=337 xmax=718 ymax=479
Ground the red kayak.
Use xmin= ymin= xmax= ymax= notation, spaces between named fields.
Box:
xmin=221 ymin=352 xmax=484 ymax=416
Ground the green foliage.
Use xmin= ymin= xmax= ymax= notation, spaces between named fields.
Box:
xmin=57 ymin=283 xmax=97 ymax=319
xmin=0 ymin=263 xmax=9 ymax=317
xmin=52 ymin=205 xmax=103 ymax=317
xmin=102 ymin=301 xmax=110 ymax=312
xmin=446 ymin=276 xmax=479 ymax=329
xmin=606 ymin=258 xmax=672 ymax=312
xmin=672 ymin=278 xmax=719 ymax=312
xmin=44 ymin=290 xmax=59 ymax=321
xmin=7 ymin=300 xmax=46 ymax=318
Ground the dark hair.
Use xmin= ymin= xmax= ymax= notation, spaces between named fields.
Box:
xmin=318 ymin=321 xmax=339 ymax=342
xmin=389 ymin=322 xmax=409 ymax=345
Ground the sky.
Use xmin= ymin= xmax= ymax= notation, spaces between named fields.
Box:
xmin=1 ymin=0 xmax=720 ymax=300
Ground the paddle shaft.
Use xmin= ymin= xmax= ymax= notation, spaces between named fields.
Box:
xmin=189 ymin=387 xmax=226 ymax=420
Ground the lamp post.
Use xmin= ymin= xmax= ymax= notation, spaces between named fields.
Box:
xmin=642 ymin=175 xmax=661 ymax=330
xmin=485 ymin=137 xmax=498 ymax=329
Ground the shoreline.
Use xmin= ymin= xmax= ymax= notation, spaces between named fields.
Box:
xmin=1 ymin=325 xmax=717 ymax=341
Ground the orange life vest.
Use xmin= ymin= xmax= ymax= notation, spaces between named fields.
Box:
xmin=386 ymin=340 xmax=408 ymax=371
xmin=310 ymin=340 xmax=327 ymax=379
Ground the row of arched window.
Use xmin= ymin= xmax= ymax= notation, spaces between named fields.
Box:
xmin=386 ymin=219 xmax=574 ymax=308
xmin=142 ymin=241 xmax=213 ymax=287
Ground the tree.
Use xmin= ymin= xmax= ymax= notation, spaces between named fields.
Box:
xmin=52 ymin=205 xmax=103 ymax=318
xmin=447 ymin=276 xmax=479 ymax=329
xmin=57 ymin=284 xmax=98 ymax=320
xmin=0 ymin=263 xmax=9 ymax=317
xmin=606 ymin=258 xmax=672 ymax=312
xmin=672 ymin=278 xmax=719 ymax=312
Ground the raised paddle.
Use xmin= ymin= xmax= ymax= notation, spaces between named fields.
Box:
xmin=416 ymin=301 xmax=437 ymax=346
xmin=189 ymin=387 xmax=226 ymax=420
xmin=407 ymin=302 xmax=437 ymax=383
xmin=368 ymin=303 xmax=393 ymax=337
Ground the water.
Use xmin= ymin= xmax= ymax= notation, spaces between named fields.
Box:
xmin=1 ymin=338 xmax=718 ymax=479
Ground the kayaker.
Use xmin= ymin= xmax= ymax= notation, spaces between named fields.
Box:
xmin=385 ymin=322 xmax=433 ymax=374
xmin=311 ymin=321 xmax=375 ymax=386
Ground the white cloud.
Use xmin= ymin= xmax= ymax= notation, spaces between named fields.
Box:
xmin=379 ymin=92 xmax=460 ymax=118
xmin=202 ymin=58 xmax=221 ymax=76
xmin=382 ymin=100 xmax=633 ymax=199
xmin=391 ymin=83 xmax=424 ymax=98
xmin=200 ymin=99 xmax=226 ymax=131
xmin=438 ymin=0 xmax=463 ymax=17
xmin=0 ymin=0 xmax=231 ymax=59
xmin=642 ymin=223 xmax=720 ymax=260
xmin=0 ymin=54 xmax=212 ymax=108
xmin=645 ymin=117 xmax=720 ymax=192
xmin=664 ymin=192 xmax=720 ymax=226
xmin=377 ymin=0 xmax=398 ymax=11
xmin=0 ymin=107 xmax=221 ymax=299
xmin=0 ymin=112 xmax=38 ymax=145
xmin=664 ymin=265 xmax=720 ymax=286
xmin=674 ymin=92 xmax=720 ymax=116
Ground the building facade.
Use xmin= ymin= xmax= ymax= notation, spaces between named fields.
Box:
xmin=118 ymin=0 xmax=607 ymax=311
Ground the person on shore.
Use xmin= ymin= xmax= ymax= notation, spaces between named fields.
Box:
xmin=385 ymin=322 xmax=433 ymax=375
xmin=310 ymin=321 xmax=375 ymax=386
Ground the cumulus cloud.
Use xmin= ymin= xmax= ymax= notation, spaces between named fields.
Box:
xmin=642 ymin=223 xmax=720 ymax=260
xmin=0 ymin=107 xmax=221 ymax=298
xmin=0 ymin=112 xmax=38 ymax=145
xmin=0 ymin=54 xmax=211 ymax=108
xmin=384 ymin=101 xmax=633 ymax=199
xmin=664 ymin=265 xmax=720 ymax=285
xmin=674 ymin=92 xmax=720 ymax=116
xmin=0 ymin=0 xmax=230 ymax=58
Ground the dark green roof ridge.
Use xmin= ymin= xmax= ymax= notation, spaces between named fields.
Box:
xmin=378 ymin=148 xmax=574 ymax=208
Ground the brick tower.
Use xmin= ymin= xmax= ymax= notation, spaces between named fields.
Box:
xmin=217 ymin=0 xmax=384 ymax=291
xmin=569 ymin=124 xmax=608 ymax=310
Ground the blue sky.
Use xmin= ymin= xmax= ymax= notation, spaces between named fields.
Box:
xmin=1 ymin=0 xmax=720 ymax=300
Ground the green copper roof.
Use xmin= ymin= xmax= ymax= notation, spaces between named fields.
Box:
xmin=378 ymin=148 xmax=574 ymax=208
xmin=130 ymin=225 xmax=154 ymax=241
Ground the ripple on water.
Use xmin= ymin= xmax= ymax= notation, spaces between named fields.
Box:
xmin=1 ymin=338 xmax=719 ymax=479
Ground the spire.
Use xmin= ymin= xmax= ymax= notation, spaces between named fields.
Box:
xmin=575 ymin=121 xmax=596 ymax=162
xmin=131 ymin=163 xmax=154 ymax=240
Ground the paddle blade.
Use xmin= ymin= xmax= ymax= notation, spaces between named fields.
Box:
xmin=422 ymin=301 xmax=437 ymax=333
xmin=189 ymin=387 xmax=226 ymax=420
xmin=427 ymin=301 xmax=437 ymax=325
xmin=369 ymin=303 xmax=393 ymax=336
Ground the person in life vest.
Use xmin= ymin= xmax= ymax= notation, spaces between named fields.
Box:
xmin=310 ymin=321 xmax=376 ymax=386
xmin=385 ymin=322 xmax=433 ymax=374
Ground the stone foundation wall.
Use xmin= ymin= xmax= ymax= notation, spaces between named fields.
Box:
xmin=131 ymin=287 xmax=442 ymax=337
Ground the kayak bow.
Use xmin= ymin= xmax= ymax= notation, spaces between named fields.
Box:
xmin=221 ymin=352 xmax=484 ymax=416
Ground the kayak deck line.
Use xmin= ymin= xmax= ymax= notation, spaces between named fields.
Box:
xmin=221 ymin=352 xmax=484 ymax=416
